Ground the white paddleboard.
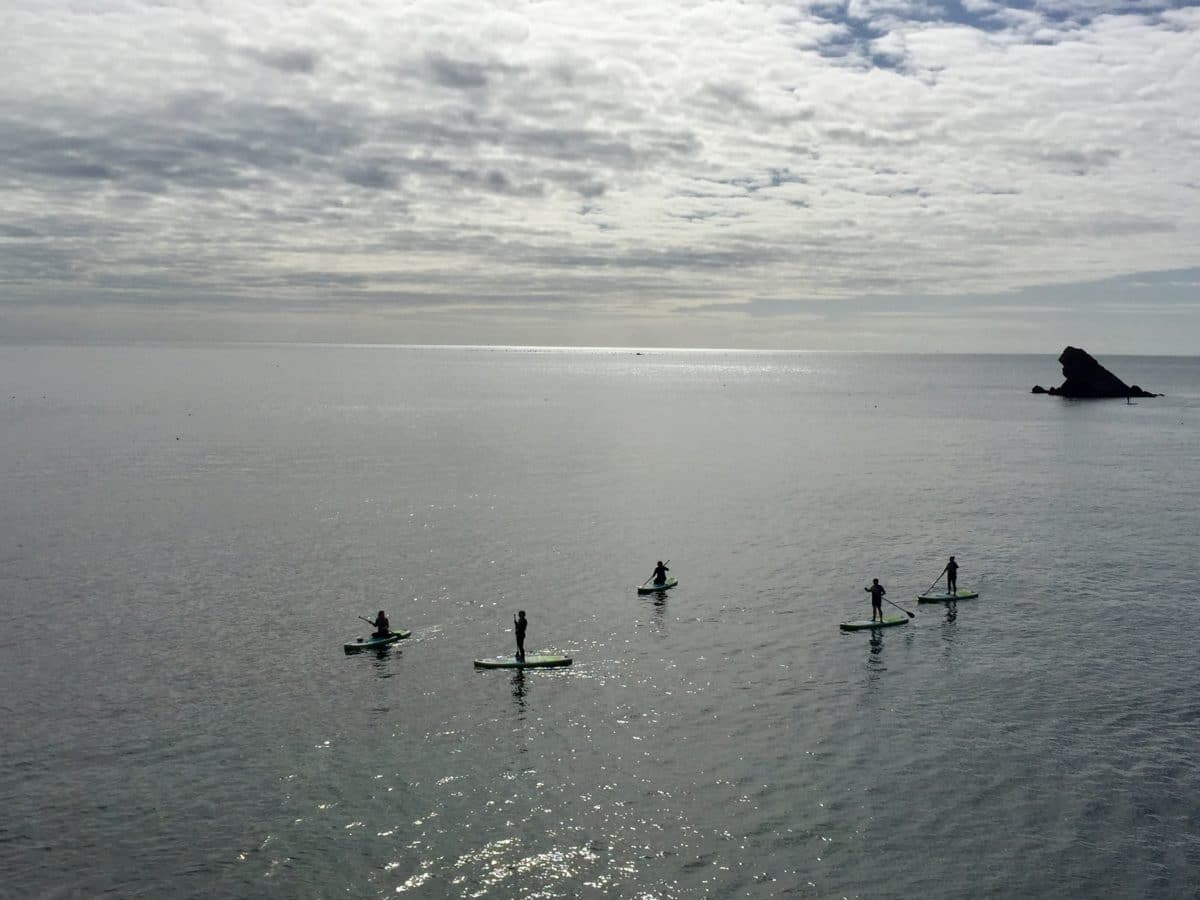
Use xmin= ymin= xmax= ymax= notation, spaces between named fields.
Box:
xmin=840 ymin=616 xmax=909 ymax=631
xmin=917 ymin=589 xmax=979 ymax=602
xmin=473 ymin=654 xmax=573 ymax=669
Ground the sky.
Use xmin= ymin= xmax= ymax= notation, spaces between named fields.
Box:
xmin=1 ymin=0 xmax=1198 ymax=352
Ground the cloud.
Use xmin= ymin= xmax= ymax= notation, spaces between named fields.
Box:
xmin=425 ymin=51 xmax=510 ymax=89
xmin=0 ymin=0 xmax=1197 ymax=349
xmin=342 ymin=164 xmax=397 ymax=190
xmin=239 ymin=45 xmax=320 ymax=74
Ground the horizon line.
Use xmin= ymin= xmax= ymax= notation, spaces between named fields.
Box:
xmin=0 ymin=339 xmax=1195 ymax=358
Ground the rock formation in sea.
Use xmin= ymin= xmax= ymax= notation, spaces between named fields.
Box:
xmin=1031 ymin=346 xmax=1160 ymax=398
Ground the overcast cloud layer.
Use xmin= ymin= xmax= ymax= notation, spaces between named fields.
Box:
xmin=2 ymin=0 xmax=1199 ymax=350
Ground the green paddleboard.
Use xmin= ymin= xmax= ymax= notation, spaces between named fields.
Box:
xmin=637 ymin=577 xmax=678 ymax=595
xmin=474 ymin=654 xmax=573 ymax=669
xmin=917 ymin=589 xmax=979 ymax=602
xmin=840 ymin=616 xmax=909 ymax=631
xmin=344 ymin=630 xmax=411 ymax=652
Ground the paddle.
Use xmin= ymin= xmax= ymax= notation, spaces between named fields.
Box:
xmin=358 ymin=615 xmax=391 ymax=635
xmin=864 ymin=585 xmax=915 ymax=619
xmin=641 ymin=559 xmax=670 ymax=587
xmin=924 ymin=566 xmax=948 ymax=596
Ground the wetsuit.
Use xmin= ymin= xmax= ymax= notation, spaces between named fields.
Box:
xmin=946 ymin=560 xmax=958 ymax=593
xmin=653 ymin=563 xmax=669 ymax=586
xmin=866 ymin=583 xmax=886 ymax=619
xmin=373 ymin=614 xmax=390 ymax=638
xmin=514 ymin=615 xmax=527 ymax=660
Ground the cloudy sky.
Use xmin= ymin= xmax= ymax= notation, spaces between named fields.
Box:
xmin=2 ymin=0 xmax=1198 ymax=351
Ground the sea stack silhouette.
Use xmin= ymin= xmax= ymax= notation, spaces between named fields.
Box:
xmin=1032 ymin=346 xmax=1160 ymax=398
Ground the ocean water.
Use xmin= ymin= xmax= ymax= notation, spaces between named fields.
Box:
xmin=1 ymin=345 xmax=1198 ymax=898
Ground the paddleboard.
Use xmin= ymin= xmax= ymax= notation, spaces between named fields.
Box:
xmin=473 ymin=654 xmax=573 ymax=669
xmin=917 ymin=589 xmax=979 ymax=602
xmin=637 ymin=577 xmax=678 ymax=594
xmin=344 ymin=630 xmax=411 ymax=652
xmin=840 ymin=616 xmax=909 ymax=631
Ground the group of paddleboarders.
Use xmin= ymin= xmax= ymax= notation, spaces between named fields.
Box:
xmin=359 ymin=558 xmax=670 ymax=662
xmin=863 ymin=556 xmax=959 ymax=622
xmin=505 ymin=564 xmax=665 ymax=660
xmin=364 ymin=607 xmax=531 ymax=659
xmin=504 ymin=565 xmax=663 ymax=660
xmin=367 ymin=608 xmax=531 ymax=661
xmin=366 ymin=555 xmax=948 ymax=655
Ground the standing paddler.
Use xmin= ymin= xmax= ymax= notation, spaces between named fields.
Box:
xmin=513 ymin=610 xmax=527 ymax=662
xmin=929 ymin=556 xmax=960 ymax=595
xmin=864 ymin=578 xmax=886 ymax=622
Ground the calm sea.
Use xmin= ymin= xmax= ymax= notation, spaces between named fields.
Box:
xmin=2 ymin=345 xmax=1198 ymax=898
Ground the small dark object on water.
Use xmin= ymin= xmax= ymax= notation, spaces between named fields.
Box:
xmin=1032 ymin=346 xmax=1160 ymax=399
